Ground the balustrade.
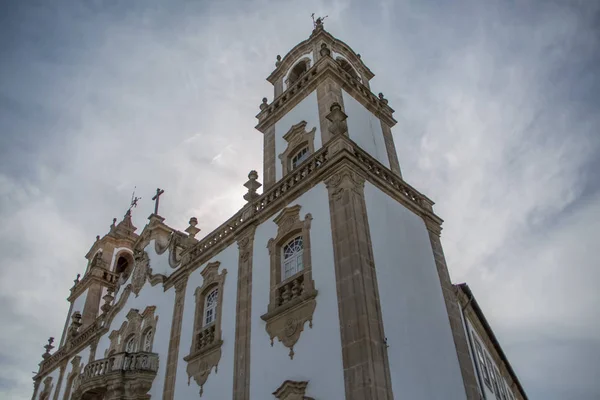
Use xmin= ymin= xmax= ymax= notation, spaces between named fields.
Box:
xmin=277 ymin=274 xmax=305 ymax=307
xmin=79 ymin=352 xmax=158 ymax=386
xmin=196 ymin=325 xmax=217 ymax=351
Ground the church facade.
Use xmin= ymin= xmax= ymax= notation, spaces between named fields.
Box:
xmin=31 ymin=21 xmax=527 ymax=400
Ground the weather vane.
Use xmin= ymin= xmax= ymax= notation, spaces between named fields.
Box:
xmin=311 ymin=13 xmax=328 ymax=29
xmin=129 ymin=186 xmax=141 ymax=210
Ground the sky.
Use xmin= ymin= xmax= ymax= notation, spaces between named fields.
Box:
xmin=0 ymin=0 xmax=599 ymax=398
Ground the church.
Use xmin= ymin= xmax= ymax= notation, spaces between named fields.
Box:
xmin=31 ymin=19 xmax=528 ymax=400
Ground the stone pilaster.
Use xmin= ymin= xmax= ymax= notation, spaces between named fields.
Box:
xmin=81 ymin=283 xmax=103 ymax=327
xmin=163 ymin=275 xmax=188 ymax=400
xmin=263 ymin=124 xmax=276 ymax=190
xmin=51 ymin=363 xmax=66 ymax=400
xmin=325 ymin=165 xmax=393 ymax=400
xmin=232 ymin=226 xmax=256 ymax=400
xmin=380 ymin=121 xmax=402 ymax=178
xmin=427 ymin=229 xmax=480 ymax=400
xmin=317 ymin=77 xmax=345 ymax=145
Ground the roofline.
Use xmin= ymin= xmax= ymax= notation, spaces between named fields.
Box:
xmin=457 ymin=283 xmax=528 ymax=399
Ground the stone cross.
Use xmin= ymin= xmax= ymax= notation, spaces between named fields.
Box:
xmin=152 ymin=188 xmax=165 ymax=215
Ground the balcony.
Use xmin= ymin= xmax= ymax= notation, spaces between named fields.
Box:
xmin=73 ymin=352 xmax=159 ymax=400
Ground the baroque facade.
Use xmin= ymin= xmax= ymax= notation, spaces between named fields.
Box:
xmin=31 ymin=20 xmax=528 ymax=400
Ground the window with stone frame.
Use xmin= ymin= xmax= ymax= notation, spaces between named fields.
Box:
xmin=473 ymin=336 xmax=492 ymax=389
xmin=142 ymin=328 xmax=154 ymax=352
xmin=285 ymin=58 xmax=310 ymax=87
xmin=184 ymin=261 xmax=227 ymax=397
xmin=105 ymin=306 xmax=158 ymax=357
xmin=278 ymin=121 xmax=316 ymax=177
xmin=486 ymin=354 xmax=500 ymax=397
xmin=335 ymin=56 xmax=361 ymax=82
xmin=125 ymin=334 xmax=137 ymax=352
xmin=261 ymin=205 xmax=317 ymax=359
xmin=496 ymin=368 xmax=508 ymax=400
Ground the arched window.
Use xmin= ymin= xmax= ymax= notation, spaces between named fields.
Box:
xmin=287 ymin=60 xmax=308 ymax=86
xmin=336 ymin=57 xmax=360 ymax=81
xmin=291 ymin=146 xmax=309 ymax=170
xmin=115 ymin=256 xmax=129 ymax=274
xmin=203 ymin=287 xmax=219 ymax=326
xmin=142 ymin=329 xmax=153 ymax=352
xmin=125 ymin=335 xmax=137 ymax=353
xmin=282 ymin=236 xmax=303 ymax=280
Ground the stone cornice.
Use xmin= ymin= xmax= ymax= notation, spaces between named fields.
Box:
xmin=267 ymin=28 xmax=374 ymax=84
xmin=256 ymin=56 xmax=396 ymax=133
xmin=67 ymin=267 xmax=119 ymax=302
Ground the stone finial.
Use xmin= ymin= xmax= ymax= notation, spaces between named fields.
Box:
xmin=260 ymin=97 xmax=268 ymax=111
xmin=185 ymin=217 xmax=201 ymax=238
xmin=101 ymin=288 xmax=114 ymax=314
xmin=42 ymin=337 xmax=54 ymax=360
xmin=243 ymin=170 xmax=262 ymax=202
xmin=275 ymin=55 xmax=282 ymax=67
xmin=96 ymin=235 xmax=100 ymax=241
xmin=320 ymin=43 xmax=331 ymax=57
xmin=357 ymin=53 xmax=361 ymax=59
xmin=72 ymin=273 xmax=81 ymax=288
xmin=378 ymin=92 xmax=388 ymax=105
xmin=69 ymin=311 xmax=83 ymax=338
xmin=325 ymin=102 xmax=349 ymax=136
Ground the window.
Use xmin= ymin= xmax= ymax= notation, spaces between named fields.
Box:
xmin=473 ymin=336 xmax=492 ymax=388
xmin=279 ymin=121 xmax=316 ymax=176
xmin=486 ymin=354 xmax=499 ymax=397
xmin=291 ymin=147 xmax=309 ymax=170
xmin=282 ymin=236 xmax=304 ymax=280
xmin=336 ymin=57 xmax=361 ymax=81
xmin=143 ymin=329 xmax=153 ymax=352
xmin=203 ymin=287 xmax=219 ymax=326
xmin=125 ymin=335 xmax=136 ymax=352
xmin=262 ymin=206 xmax=317 ymax=359
xmin=496 ymin=369 xmax=507 ymax=400
xmin=286 ymin=60 xmax=308 ymax=86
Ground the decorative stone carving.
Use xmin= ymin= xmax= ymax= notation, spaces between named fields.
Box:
xmin=131 ymin=250 xmax=150 ymax=297
xmin=39 ymin=376 xmax=53 ymax=400
xmin=279 ymin=121 xmax=317 ymax=176
xmin=273 ymin=380 xmax=314 ymax=400
xmin=325 ymin=102 xmax=348 ymax=136
xmin=243 ymin=170 xmax=262 ymax=202
xmin=261 ymin=206 xmax=317 ymax=359
xmin=319 ymin=42 xmax=331 ymax=57
xmin=68 ymin=312 xmax=83 ymax=338
xmin=105 ymin=306 xmax=158 ymax=357
xmin=184 ymin=261 xmax=227 ymax=396
xmin=325 ymin=167 xmax=365 ymax=201
xmin=62 ymin=356 xmax=82 ymax=400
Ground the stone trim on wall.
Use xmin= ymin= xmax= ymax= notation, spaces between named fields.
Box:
xmin=325 ymin=165 xmax=393 ymax=400
xmin=379 ymin=121 xmax=402 ymax=178
xmin=261 ymin=206 xmax=317 ymax=359
xmin=232 ymin=226 xmax=256 ymax=400
xmin=427 ymin=232 xmax=480 ymax=400
xmin=273 ymin=380 xmax=314 ymax=400
xmin=279 ymin=121 xmax=317 ymax=177
xmin=263 ymin=125 xmax=276 ymax=190
xmin=184 ymin=262 xmax=227 ymax=396
xmin=316 ymin=77 xmax=345 ymax=145
xmin=105 ymin=306 xmax=158 ymax=357
xmin=61 ymin=356 xmax=82 ymax=400
xmin=162 ymin=275 xmax=188 ymax=400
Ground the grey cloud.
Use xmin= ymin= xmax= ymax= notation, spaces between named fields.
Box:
xmin=1 ymin=0 xmax=598 ymax=398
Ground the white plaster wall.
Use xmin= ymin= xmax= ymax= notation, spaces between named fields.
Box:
xmin=96 ymin=244 xmax=175 ymax=399
xmin=40 ymin=366 xmax=61 ymax=400
xmin=274 ymin=90 xmax=321 ymax=181
xmin=364 ymin=182 xmax=466 ymax=399
xmin=109 ymin=247 xmax=133 ymax=271
xmin=342 ymin=89 xmax=390 ymax=168
xmin=282 ymin=52 xmax=314 ymax=91
xmin=71 ymin=288 xmax=88 ymax=315
xmin=249 ymin=183 xmax=345 ymax=399
xmin=146 ymin=239 xmax=176 ymax=277
xmin=174 ymin=244 xmax=239 ymax=398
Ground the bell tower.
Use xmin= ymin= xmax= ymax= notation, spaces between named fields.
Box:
xmin=256 ymin=18 xmax=402 ymax=191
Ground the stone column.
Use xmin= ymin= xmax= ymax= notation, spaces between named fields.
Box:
xmin=162 ymin=275 xmax=188 ymax=400
xmin=263 ymin=125 xmax=276 ymax=190
xmin=325 ymin=165 xmax=393 ymax=400
xmin=426 ymin=226 xmax=480 ymax=400
xmin=232 ymin=226 xmax=256 ymax=400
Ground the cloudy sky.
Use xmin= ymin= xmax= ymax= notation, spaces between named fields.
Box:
xmin=1 ymin=0 xmax=599 ymax=398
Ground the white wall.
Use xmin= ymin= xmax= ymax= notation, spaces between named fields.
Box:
xmin=174 ymin=244 xmax=238 ymax=398
xmin=364 ymin=182 xmax=466 ymax=400
xmin=96 ymin=243 xmax=175 ymax=399
xmin=71 ymin=288 xmax=88 ymax=316
xmin=343 ymin=89 xmax=390 ymax=168
xmin=249 ymin=183 xmax=345 ymax=399
xmin=146 ymin=239 xmax=175 ymax=277
xmin=39 ymin=365 xmax=61 ymax=400
xmin=274 ymin=91 xmax=321 ymax=181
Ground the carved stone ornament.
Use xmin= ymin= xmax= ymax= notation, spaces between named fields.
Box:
xmin=325 ymin=102 xmax=348 ymax=136
xmin=105 ymin=306 xmax=158 ymax=357
xmin=325 ymin=167 xmax=366 ymax=201
xmin=273 ymin=380 xmax=314 ymax=400
xmin=184 ymin=261 xmax=227 ymax=396
xmin=261 ymin=205 xmax=317 ymax=359
xmin=62 ymin=355 xmax=82 ymax=400
xmin=131 ymin=250 xmax=150 ymax=297
xmin=279 ymin=121 xmax=317 ymax=176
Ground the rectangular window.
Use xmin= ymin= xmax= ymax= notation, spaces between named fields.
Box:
xmin=496 ymin=368 xmax=507 ymax=400
xmin=291 ymin=147 xmax=309 ymax=169
xmin=473 ymin=336 xmax=492 ymax=388
xmin=486 ymin=354 xmax=499 ymax=397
